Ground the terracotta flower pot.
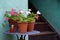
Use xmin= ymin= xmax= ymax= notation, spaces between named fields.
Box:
xmin=18 ymin=22 xmax=28 ymax=33
xmin=27 ymin=22 xmax=35 ymax=32
xmin=8 ymin=19 xmax=18 ymax=32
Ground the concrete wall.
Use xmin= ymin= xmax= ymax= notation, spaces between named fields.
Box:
xmin=0 ymin=0 xmax=28 ymax=40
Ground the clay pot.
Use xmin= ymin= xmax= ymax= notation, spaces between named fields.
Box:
xmin=27 ymin=22 xmax=35 ymax=32
xmin=8 ymin=19 xmax=18 ymax=32
xmin=18 ymin=22 xmax=28 ymax=33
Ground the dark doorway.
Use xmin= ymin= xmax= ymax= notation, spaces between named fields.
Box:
xmin=28 ymin=0 xmax=38 ymax=12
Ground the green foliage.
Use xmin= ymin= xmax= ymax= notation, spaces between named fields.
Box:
xmin=18 ymin=14 xmax=28 ymax=23
xmin=5 ymin=12 xmax=18 ymax=21
xmin=27 ymin=12 xmax=37 ymax=22
xmin=4 ymin=12 xmax=11 ymax=18
xmin=4 ymin=11 xmax=37 ymax=23
xmin=10 ymin=15 xmax=19 ymax=21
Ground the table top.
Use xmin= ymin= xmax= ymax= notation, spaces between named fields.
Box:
xmin=4 ymin=30 xmax=40 ymax=35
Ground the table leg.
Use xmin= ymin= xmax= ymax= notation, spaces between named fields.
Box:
xmin=16 ymin=34 xmax=20 ymax=40
xmin=16 ymin=34 xmax=26 ymax=40
xmin=24 ymin=35 xmax=26 ymax=40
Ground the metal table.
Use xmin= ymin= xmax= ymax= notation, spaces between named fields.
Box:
xmin=4 ymin=30 xmax=40 ymax=40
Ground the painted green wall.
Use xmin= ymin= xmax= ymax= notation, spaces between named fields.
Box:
xmin=30 ymin=0 xmax=60 ymax=34
xmin=0 ymin=0 xmax=28 ymax=40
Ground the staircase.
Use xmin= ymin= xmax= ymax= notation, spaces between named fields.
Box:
xmin=29 ymin=15 xmax=57 ymax=40
xmin=28 ymin=0 xmax=59 ymax=40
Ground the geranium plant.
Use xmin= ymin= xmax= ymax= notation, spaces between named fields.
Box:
xmin=5 ymin=9 xmax=19 ymax=22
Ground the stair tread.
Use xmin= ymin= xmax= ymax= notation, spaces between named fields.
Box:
xmin=35 ymin=22 xmax=47 ymax=24
xmin=29 ymin=31 xmax=57 ymax=36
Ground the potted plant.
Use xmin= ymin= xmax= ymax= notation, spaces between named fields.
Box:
xmin=4 ymin=9 xmax=40 ymax=33
xmin=5 ymin=9 xmax=29 ymax=33
xmin=27 ymin=12 xmax=37 ymax=32
xmin=17 ymin=14 xmax=28 ymax=33
xmin=4 ymin=9 xmax=19 ymax=32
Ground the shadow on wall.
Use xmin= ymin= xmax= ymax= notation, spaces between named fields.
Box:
xmin=57 ymin=0 xmax=60 ymax=2
xmin=57 ymin=0 xmax=60 ymax=4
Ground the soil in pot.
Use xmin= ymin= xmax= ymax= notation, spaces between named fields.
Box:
xmin=27 ymin=22 xmax=35 ymax=32
xmin=18 ymin=22 xmax=28 ymax=33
